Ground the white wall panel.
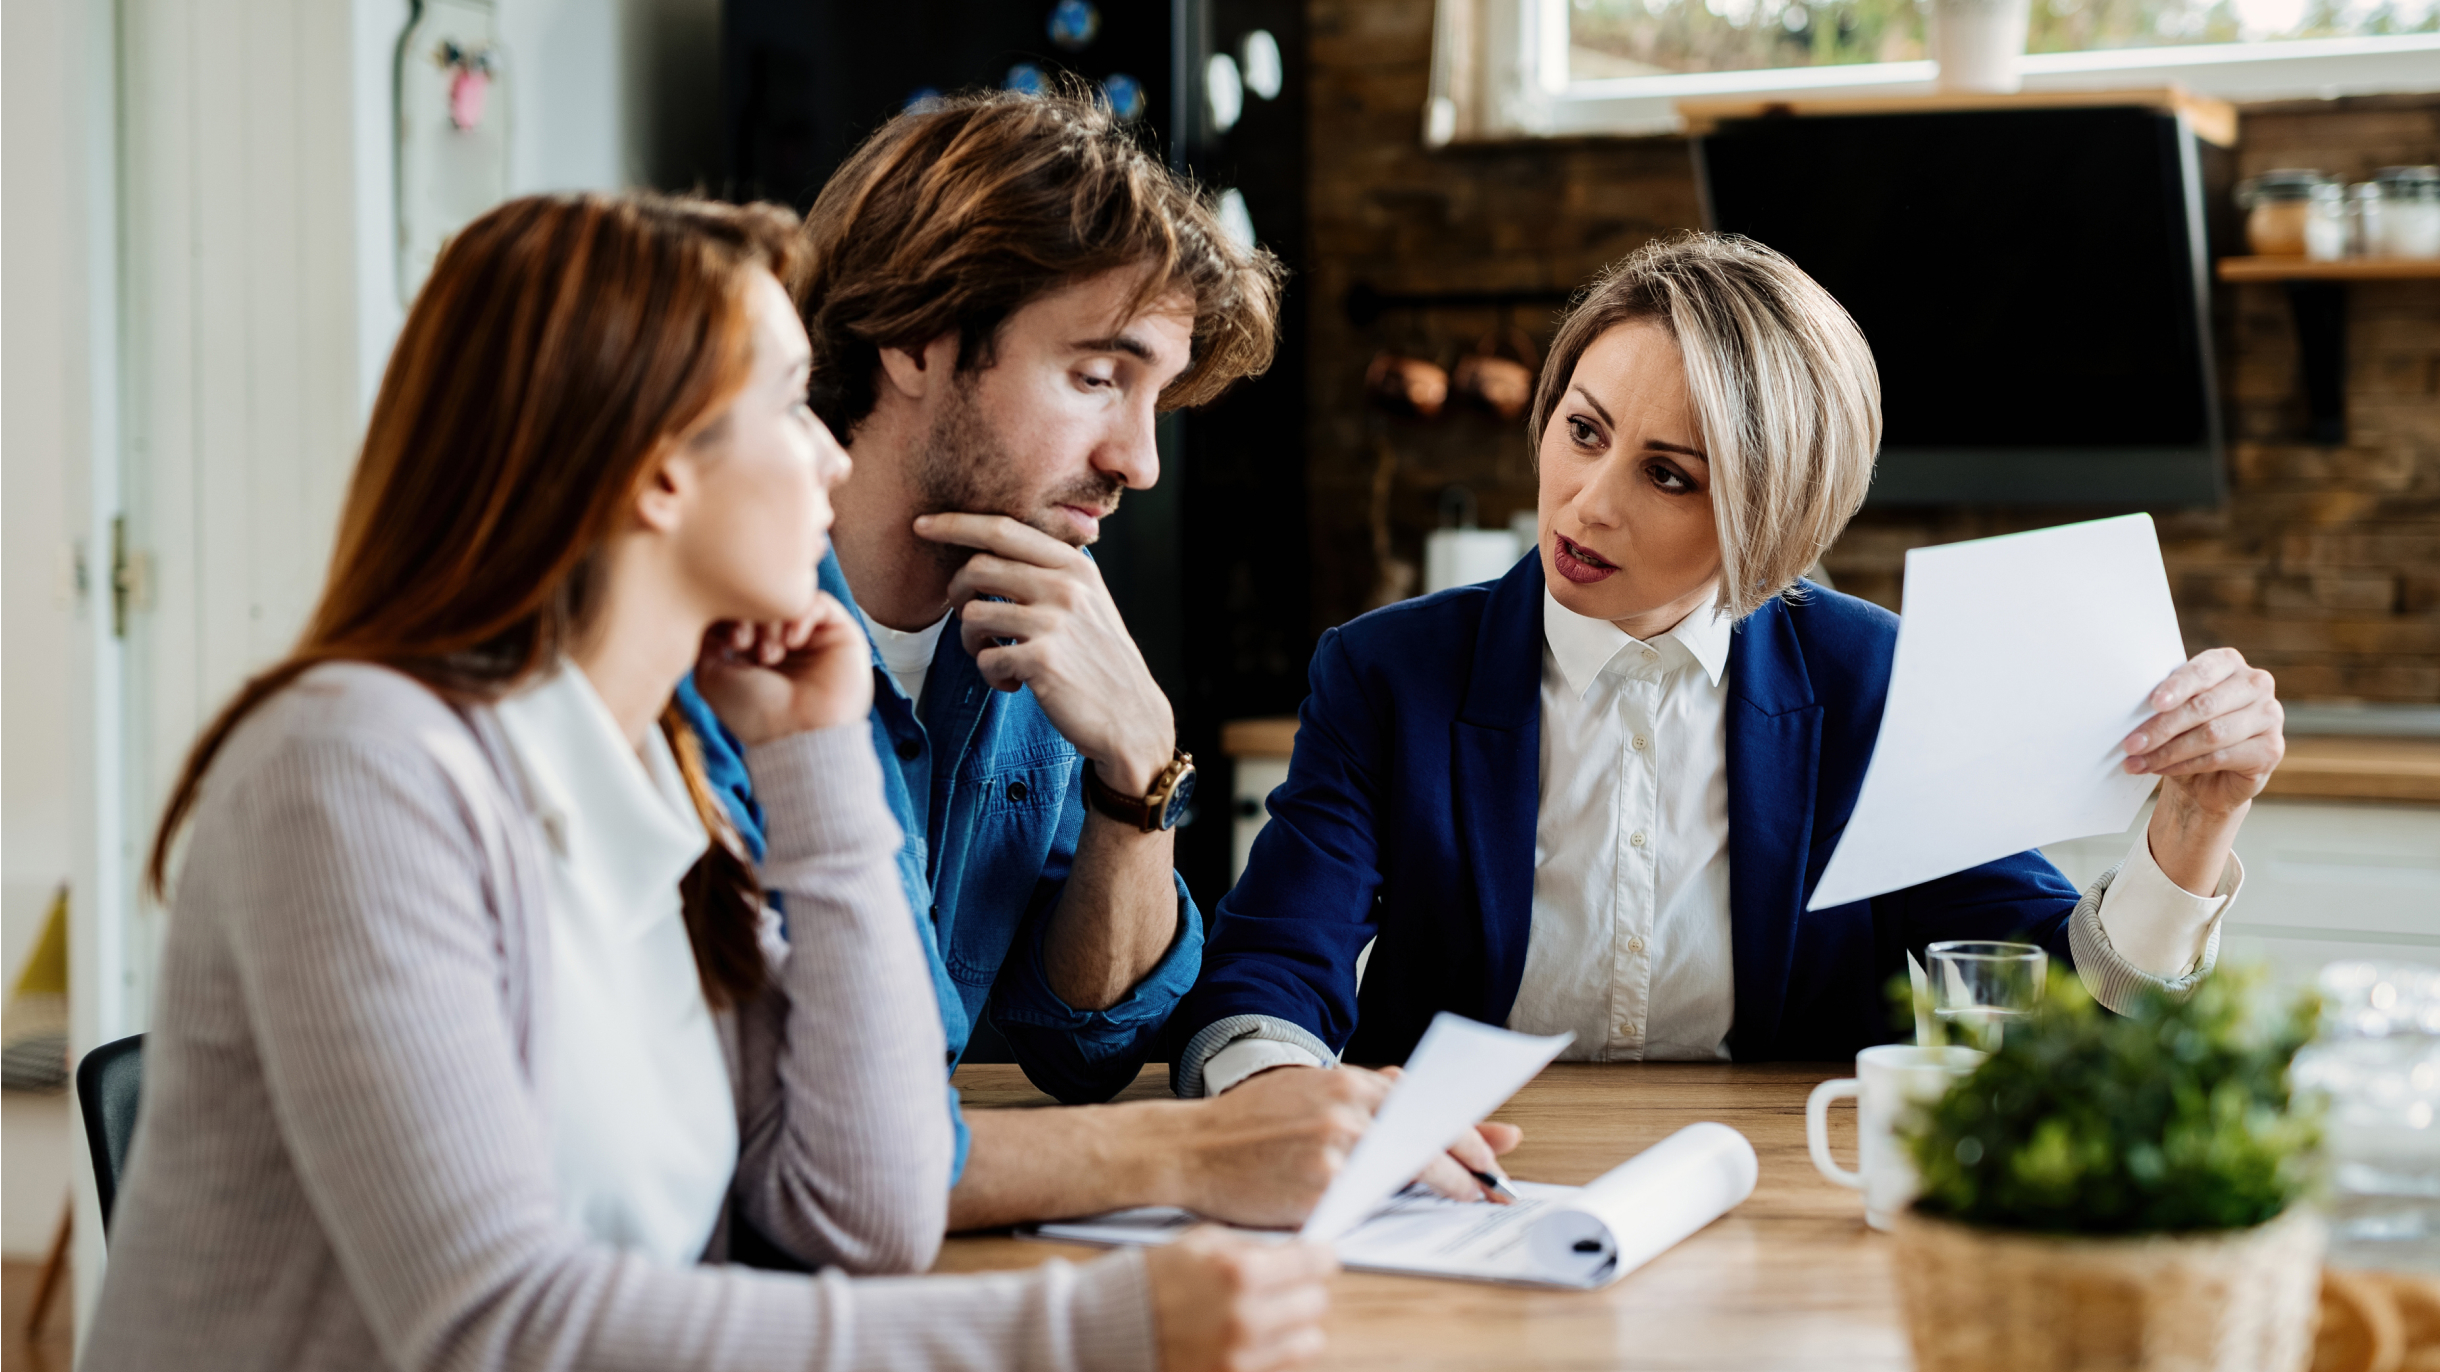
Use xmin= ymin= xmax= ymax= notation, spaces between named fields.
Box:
xmin=3 ymin=0 xmax=112 ymax=1285
xmin=2 ymin=0 xmax=87 ymax=891
xmin=115 ymin=0 xmax=735 ymax=1003
xmin=2043 ymin=796 xmax=2440 ymax=987
xmin=119 ymin=0 xmax=368 ymax=1021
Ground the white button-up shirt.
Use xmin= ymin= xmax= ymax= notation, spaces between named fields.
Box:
xmin=495 ymin=662 xmax=736 ymax=1265
xmin=1200 ymin=589 xmax=2243 ymax=1091
xmin=1507 ymin=588 xmax=1738 ymax=1059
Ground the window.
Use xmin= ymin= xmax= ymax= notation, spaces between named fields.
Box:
xmin=1423 ymin=0 xmax=2440 ymax=141
xmin=1569 ymin=0 xmax=2440 ymax=82
xmin=1570 ymin=0 xmax=1922 ymax=79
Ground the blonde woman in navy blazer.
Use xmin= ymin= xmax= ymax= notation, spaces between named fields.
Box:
xmin=1167 ymin=236 xmax=2283 ymax=1196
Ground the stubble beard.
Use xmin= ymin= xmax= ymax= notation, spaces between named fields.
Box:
xmin=911 ymin=373 xmax=1126 ymax=576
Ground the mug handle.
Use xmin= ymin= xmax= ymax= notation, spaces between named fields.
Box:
xmin=1806 ymin=1077 xmax=1865 ymax=1190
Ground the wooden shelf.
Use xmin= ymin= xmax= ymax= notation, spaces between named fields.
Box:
xmin=2217 ymin=256 xmax=2440 ymax=282
xmin=1677 ymin=86 xmax=2236 ymax=147
xmin=2215 ymin=258 xmax=2440 ymax=440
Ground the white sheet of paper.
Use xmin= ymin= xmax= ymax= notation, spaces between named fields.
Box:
xmin=1298 ymin=1014 xmax=1573 ymax=1244
xmin=1807 ymin=514 xmax=2186 ymax=911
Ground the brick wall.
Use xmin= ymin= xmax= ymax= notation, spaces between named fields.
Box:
xmin=1307 ymin=0 xmax=1701 ymax=621
xmin=1306 ymin=0 xmax=2440 ymax=702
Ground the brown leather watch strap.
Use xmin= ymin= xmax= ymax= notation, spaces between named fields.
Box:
xmin=1083 ymin=750 xmax=1193 ymax=832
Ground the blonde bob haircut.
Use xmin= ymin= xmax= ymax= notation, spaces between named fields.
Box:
xmin=1528 ymin=233 xmax=1881 ymax=621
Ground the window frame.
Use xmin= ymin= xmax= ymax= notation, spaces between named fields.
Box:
xmin=1425 ymin=0 xmax=2440 ymax=142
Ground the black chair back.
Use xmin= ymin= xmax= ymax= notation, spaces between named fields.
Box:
xmin=76 ymin=1033 xmax=144 ymax=1234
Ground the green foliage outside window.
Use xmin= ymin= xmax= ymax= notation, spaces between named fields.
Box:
xmin=1567 ymin=0 xmax=2437 ymax=80
xmin=1571 ymin=0 xmax=1924 ymax=76
xmin=1902 ymin=965 xmax=2322 ymax=1236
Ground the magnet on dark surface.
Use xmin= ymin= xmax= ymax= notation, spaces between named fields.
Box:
xmin=1048 ymin=0 xmax=1100 ymax=51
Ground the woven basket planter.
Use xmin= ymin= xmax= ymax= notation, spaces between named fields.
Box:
xmin=1890 ymin=1207 xmax=2326 ymax=1372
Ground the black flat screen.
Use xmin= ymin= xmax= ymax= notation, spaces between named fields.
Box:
xmin=1696 ymin=107 xmax=2222 ymax=504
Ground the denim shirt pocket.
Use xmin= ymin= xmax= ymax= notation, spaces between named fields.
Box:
xmin=937 ymin=755 xmax=1080 ymax=990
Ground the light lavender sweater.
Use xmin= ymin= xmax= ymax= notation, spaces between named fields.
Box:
xmin=84 ymin=663 xmax=1154 ymax=1372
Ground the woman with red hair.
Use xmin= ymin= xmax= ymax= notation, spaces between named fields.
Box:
xmin=86 ymin=192 xmax=1330 ymax=1372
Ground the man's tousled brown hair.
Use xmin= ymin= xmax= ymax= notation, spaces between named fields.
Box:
xmin=800 ymin=84 xmax=1284 ymax=439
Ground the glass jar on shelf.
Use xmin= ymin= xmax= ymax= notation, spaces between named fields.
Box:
xmin=2236 ymin=169 xmax=2336 ymax=256
xmin=2369 ymin=166 xmax=2440 ymax=259
xmin=2305 ymin=183 xmax=2351 ymax=261
xmin=2292 ymin=961 xmax=2440 ymax=1275
xmin=2351 ymin=182 xmax=2383 ymax=258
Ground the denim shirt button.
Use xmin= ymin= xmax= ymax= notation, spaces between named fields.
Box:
xmin=895 ymin=737 xmax=921 ymax=761
xmin=1006 ymin=780 xmax=1028 ymax=802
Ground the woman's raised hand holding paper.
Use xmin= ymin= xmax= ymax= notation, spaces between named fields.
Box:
xmin=2122 ymin=646 xmax=2285 ymax=896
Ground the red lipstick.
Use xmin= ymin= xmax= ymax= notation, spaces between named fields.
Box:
xmin=1552 ymin=533 xmax=1618 ymax=584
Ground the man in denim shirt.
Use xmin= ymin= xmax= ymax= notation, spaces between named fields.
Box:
xmin=680 ymin=89 xmax=1415 ymax=1233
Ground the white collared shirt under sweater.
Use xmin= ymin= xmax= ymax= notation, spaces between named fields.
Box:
xmin=494 ymin=661 xmax=737 ymax=1265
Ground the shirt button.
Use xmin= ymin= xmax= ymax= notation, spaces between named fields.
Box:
xmin=1629 ymin=830 xmax=1647 ymax=848
xmin=1628 ymin=936 xmax=1646 ymax=954
xmin=1631 ymin=735 xmax=1648 ymax=751
xmin=1007 ymin=780 xmax=1029 ymax=802
xmin=1641 ymin=646 xmax=1658 ymax=661
xmin=895 ymin=738 xmax=921 ymax=761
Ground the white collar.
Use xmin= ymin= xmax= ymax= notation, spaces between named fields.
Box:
xmin=863 ymin=608 xmax=950 ymax=674
xmin=493 ymin=661 xmax=709 ymax=936
xmin=1541 ymin=587 xmax=1733 ymax=699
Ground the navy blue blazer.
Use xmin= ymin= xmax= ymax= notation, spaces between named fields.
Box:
xmin=1172 ymin=553 xmax=2082 ymax=1067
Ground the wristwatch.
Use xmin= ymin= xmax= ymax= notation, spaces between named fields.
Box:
xmin=1083 ymin=749 xmax=1197 ymax=832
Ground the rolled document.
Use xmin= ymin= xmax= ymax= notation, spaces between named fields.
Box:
xmin=1319 ymin=1121 xmax=1760 ymax=1288
xmin=1519 ymin=1123 xmax=1760 ymax=1285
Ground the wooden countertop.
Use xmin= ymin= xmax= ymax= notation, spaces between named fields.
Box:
xmin=2264 ymin=735 xmax=2440 ymax=805
xmin=2217 ymin=256 xmax=2440 ymax=282
xmin=939 ymin=1061 xmax=1901 ymax=1371
xmin=1220 ymin=716 xmax=1299 ymax=759
xmin=1224 ymin=716 xmax=2440 ymax=804
xmin=1675 ymin=85 xmax=2237 ymax=147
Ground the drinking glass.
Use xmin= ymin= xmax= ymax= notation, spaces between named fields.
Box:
xmin=1927 ymin=941 xmax=2045 ymax=1051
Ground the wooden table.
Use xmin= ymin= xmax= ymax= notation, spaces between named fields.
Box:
xmin=938 ymin=1062 xmax=1909 ymax=1371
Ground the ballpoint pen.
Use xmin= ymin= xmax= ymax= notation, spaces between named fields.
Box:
xmin=1468 ymin=1168 xmax=1518 ymax=1204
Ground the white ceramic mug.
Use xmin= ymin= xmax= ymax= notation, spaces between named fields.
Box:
xmin=1806 ymin=1044 xmax=1984 ymax=1231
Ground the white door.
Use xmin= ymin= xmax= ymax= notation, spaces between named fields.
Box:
xmin=116 ymin=0 xmax=374 ymax=1042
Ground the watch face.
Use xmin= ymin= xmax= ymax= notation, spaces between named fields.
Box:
xmin=1159 ymin=766 xmax=1197 ymax=830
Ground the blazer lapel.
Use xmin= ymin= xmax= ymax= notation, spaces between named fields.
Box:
xmin=1723 ymin=599 xmax=1822 ymax=1060
xmin=1452 ymin=555 xmax=1547 ymax=1026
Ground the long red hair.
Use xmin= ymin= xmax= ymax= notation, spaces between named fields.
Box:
xmin=149 ymin=192 xmax=809 ymax=1006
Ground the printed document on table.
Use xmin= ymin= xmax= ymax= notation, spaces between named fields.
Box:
xmin=1028 ymin=1122 xmax=1759 ymax=1291
xmin=1808 ymin=514 xmax=2188 ymax=911
xmin=1027 ymin=1016 xmax=1756 ymax=1289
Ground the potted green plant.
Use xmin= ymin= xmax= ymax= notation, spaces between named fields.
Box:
xmin=1893 ymin=966 xmax=2326 ymax=1372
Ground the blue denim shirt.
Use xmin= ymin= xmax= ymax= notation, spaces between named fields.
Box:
xmin=674 ymin=551 xmax=1204 ymax=1181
